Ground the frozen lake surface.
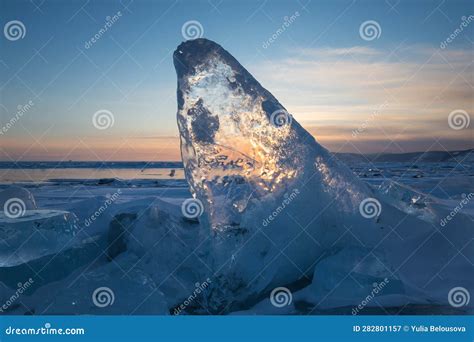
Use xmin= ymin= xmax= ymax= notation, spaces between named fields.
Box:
xmin=0 ymin=159 xmax=472 ymax=315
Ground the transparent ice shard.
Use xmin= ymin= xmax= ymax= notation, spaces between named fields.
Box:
xmin=174 ymin=39 xmax=474 ymax=312
xmin=174 ymin=39 xmax=371 ymax=232
xmin=0 ymin=210 xmax=79 ymax=267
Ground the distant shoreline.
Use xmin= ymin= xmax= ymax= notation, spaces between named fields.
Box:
xmin=0 ymin=149 xmax=471 ymax=167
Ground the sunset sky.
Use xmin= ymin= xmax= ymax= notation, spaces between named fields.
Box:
xmin=1 ymin=0 xmax=472 ymax=161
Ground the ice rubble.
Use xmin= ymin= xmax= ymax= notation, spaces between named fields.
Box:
xmin=0 ymin=187 xmax=79 ymax=267
xmin=0 ymin=187 xmax=175 ymax=314
xmin=0 ymin=186 xmax=37 ymax=211
xmin=29 ymin=253 xmax=168 ymax=315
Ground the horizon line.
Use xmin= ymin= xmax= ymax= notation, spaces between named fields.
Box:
xmin=0 ymin=148 xmax=472 ymax=163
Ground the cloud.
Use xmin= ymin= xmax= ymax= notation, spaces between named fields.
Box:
xmin=250 ymin=45 xmax=473 ymax=153
xmin=296 ymin=46 xmax=382 ymax=58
